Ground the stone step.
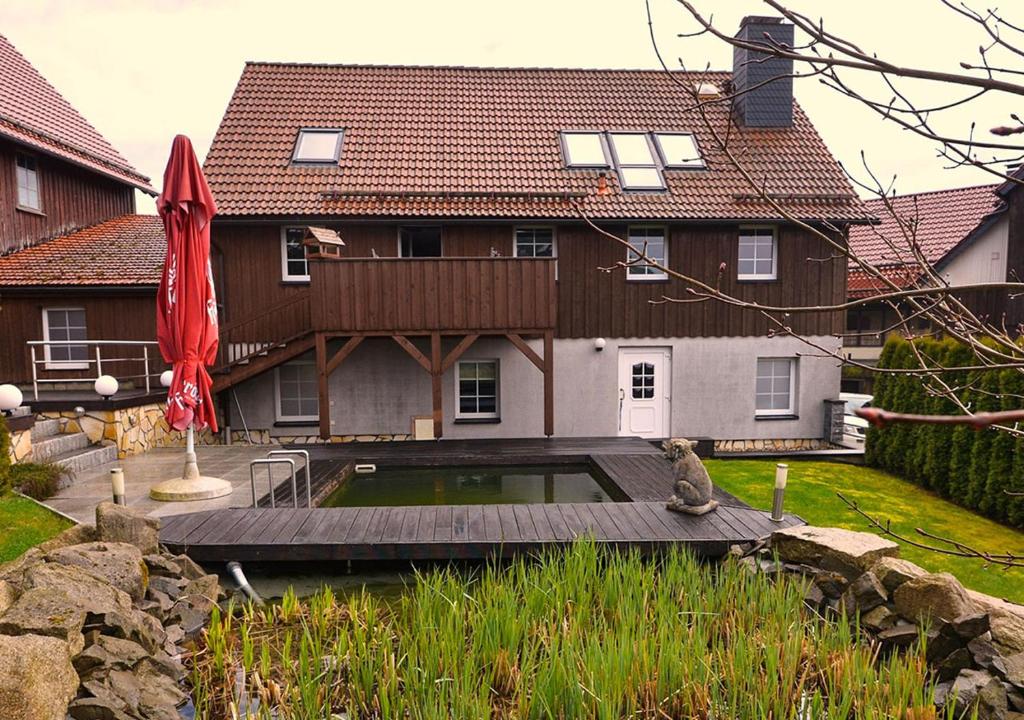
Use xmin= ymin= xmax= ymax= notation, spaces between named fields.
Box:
xmin=49 ymin=443 xmax=118 ymax=476
xmin=30 ymin=418 xmax=62 ymax=442
xmin=31 ymin=431 xmax=89 ymax=463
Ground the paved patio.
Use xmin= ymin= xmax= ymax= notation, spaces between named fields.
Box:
xmin=46 ymin=446 xmax=302 ymax=523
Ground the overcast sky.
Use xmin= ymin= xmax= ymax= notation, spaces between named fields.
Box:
xmin=2 ymin=0 xmax=1017 ymax=206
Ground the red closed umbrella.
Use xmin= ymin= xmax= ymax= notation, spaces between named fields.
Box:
xmin=156 ymin=135 xmax=219 ymax=433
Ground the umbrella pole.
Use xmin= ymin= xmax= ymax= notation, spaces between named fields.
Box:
xmin=183 ymin=424 xmax=200 ymax=481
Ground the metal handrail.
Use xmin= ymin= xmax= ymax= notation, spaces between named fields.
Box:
xmin=267 ymin=449 xmax=312 ymax=508
xmin=28 ymin=339 xmax=165 ymax=400
xmin=249 ymin=458 xmax=297 ymax=509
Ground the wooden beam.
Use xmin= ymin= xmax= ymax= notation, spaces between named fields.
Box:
xmin=325 ymin=335 xmax=365 ymax=376
xmin=543 ymin=330 xmax=554 ymax=437
xmin=392 ymin=335 xmax=432 ymax=374
xmin=315 ymin=332 xmax=330 ymax=440
xmin=505 ymin=333 xmax=544 ymax=371
xmin=440 ymin=334 xmax=479 ymax=374
xmin=431 ymin=333 xmax=443 ymax=440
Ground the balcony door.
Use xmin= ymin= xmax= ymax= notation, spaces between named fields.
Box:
xmin=399 ymin=226 xmax=442 ymax=257
xmin=617 ymin=347 xmax=671 ymax=438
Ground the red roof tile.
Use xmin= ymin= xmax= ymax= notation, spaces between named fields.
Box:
xmin=0 ymin=33 xmax=152 ymax=192
xmin=847 ymin=185 xmax=1002 ymax=269
xmin=204 ymin=63 xmax=867 ymax=221
xmin=847 ymin=266 xmax=921 ymax=299
xmin=0 ymin=214 xmax=164 ymax=286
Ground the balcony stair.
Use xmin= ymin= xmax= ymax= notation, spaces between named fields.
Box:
xmin=30 ymin=416 xmax=117 ymax=478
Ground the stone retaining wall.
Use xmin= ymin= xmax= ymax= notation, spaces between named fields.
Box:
xmin=715 ymin=438 xmax=834 ymax=453
xmin=7 ymin=427 xmax=31 ymax=463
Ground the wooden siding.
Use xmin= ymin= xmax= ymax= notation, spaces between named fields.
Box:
xmin=0 ymin=291 xmax=157 ymax=383
xmin=310 ymin=257 xmax=556 ymax=333
xmin=0 ymin=138 xmax=135 ymax=254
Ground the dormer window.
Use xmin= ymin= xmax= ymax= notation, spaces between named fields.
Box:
xmin=292 ymin=129 xmax=343 ymax=164
xmin=654 ymin=133 xmax=704 ymax=169
xmin=561 ymin=132 xmax=609 ymax=167
xmin=15 ymin=153 xmax=40 ymax=211
xmin=609 ymin=133 xmax=664 ymax=190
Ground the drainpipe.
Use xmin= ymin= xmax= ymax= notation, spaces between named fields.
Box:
xmin=226 ymin=561 xmax=264 ymax=605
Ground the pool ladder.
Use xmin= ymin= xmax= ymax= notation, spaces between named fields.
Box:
xmin=249 ymin=449 xmax=312 ymax=509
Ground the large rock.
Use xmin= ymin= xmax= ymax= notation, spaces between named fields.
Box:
xmin=0 ymin=633 xmax=79 ymax=720
xmin=990 ymin=607 xmax=1024 ymax=656
xmin=949 ymin=669 xmax=1008 ymax=720
xmin=870 ymin=556 xmax=927 ymax=593
xmin=0 ymin=578 xmax=17 ymax=615
xmin=47 ymin=542 xmax=148 ymax=601
xmin=894 ymin=573 xmax=976 ymax=624
xmin=22 ymin=561 xmax=134 ymax=615
xmin=1006 ymin=652 xmax=1024 ymax=689
xmin=95 ymin=502 xmax=160 ymax=555
xmin=771 ymin=526 xmax=899 ymax=579
xmin=841 ymin=571 xmax=887 ymax=613
xmin=36 ymin=523 xmax=98 ymax=553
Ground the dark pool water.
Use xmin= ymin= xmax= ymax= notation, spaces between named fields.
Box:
xmin=320 ymin=464 xmax=620 ymax=507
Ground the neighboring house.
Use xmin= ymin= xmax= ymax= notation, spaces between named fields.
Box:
xmin=0 ymin=32 xmax=160 ymax=399
xmin=202 ymin=17 xmax=868 ymax=445
xmin=843 ymin=184 xmax=1010 ymax=393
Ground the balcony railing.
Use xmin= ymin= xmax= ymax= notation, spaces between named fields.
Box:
xmin=27 ymin=340 xmax=166 ymax=400
xmin=309 ymin=257 xmax=557 ymax=334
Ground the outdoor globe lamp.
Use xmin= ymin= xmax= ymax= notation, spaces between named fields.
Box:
xmin=94 ymin=375 xmax=119 ymax=399
xmin=160 ymin=370 xmax=173 ymax=388
xmin=0 ymin=384 xmax=22 ymax=415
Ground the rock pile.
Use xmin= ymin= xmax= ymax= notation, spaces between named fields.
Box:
xmin=746 ymin=526 xmax=1024 ymax=720
xmin=0 ymin=502 xmax=221 ymax=720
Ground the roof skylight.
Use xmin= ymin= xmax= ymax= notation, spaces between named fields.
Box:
xmin=609 ymin=133 xmax=665 ymax=190
xmin=562 ymin=132 xmax=609 ymax=167
xmin=292 ymin=129 xmax=344 ymax=163
xmin=654 ymin=133 xmax=704 ymax=169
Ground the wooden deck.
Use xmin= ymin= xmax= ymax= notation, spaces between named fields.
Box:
xmin=160 ymin=437 xmax=803 ymax=562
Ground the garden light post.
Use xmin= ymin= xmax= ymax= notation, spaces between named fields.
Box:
xmin=0 ymin=384 xmax=23 ymax=416
xmin=771 ymin=463 xmax=788 ymax=522
xmin=110 ymin=468 xmax=126 ymax=506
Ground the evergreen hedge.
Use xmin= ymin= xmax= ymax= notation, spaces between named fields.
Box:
xmin=867 ymin=335 xmax=1024 ymax=528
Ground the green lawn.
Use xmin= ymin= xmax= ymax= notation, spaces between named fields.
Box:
xmin=706 ymin=458 xmax=1024 ymax=604
xmin=0 ymin=493 xmax=73 ymax=564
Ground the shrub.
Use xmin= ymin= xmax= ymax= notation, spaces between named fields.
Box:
xmin=10 ymin=461 xmax=68 ymax=500
xmin=0 ymin=415 xmax=10 ymax=495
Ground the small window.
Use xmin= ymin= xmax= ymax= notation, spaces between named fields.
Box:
xmin=738 ymin=227 xmax=777 ymax=280
xmin=16 ymin=154 xmax=40 ymax=210
xmin=457 ymin=360 xmax=499 ymax=419
xmin=654 ymin=133 xmax=704 ymax=169
xmin=292 ymin=129 xmax=343 ymax=163
xmin=609 ymin=133 xmax=665 ymax=190
xmin=514 ymin=227 xmax=555 ymax=258
xmin=281 ymin=227 xmax=310 ymax=281
xmin=626 ymin=226 xmax=667 ymax=280
xmin=562 ymin=132 xmax=609 ymax=167
xmin=399 ymin=226 xmax=443 ymax=257
xmin=275 ymin=356 xmax=319 ymax=422
xmin=43 ymin=308 xmax=88 ymax=370
xmin=756 ymin=358 xmax=796 ymax=416
xmin=631 ymin=362 xmax=655 ymax=400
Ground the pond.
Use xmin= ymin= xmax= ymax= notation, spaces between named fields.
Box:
xmin=319 ymin=463 xmax=624 ymax=507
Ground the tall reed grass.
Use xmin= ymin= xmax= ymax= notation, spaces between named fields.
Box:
xmin=190 ymin=542 xmax=941 ymax=719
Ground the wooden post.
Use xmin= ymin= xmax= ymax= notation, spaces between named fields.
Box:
xmin=543 ymin=330 xmax=554 ymax=437
xmin=315 ymin=332 xmax=330 ymax=440
xmin=431 ymin=332 xmax=443 ymax=440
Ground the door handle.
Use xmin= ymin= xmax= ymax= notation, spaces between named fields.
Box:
xmin=618 ymin=388 xmax=624 ymax=431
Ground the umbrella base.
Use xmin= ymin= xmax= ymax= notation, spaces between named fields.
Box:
xmin=149 ymin=476 xmax=233 ymax=502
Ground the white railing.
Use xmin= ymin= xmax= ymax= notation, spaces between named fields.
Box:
xmin=27 ymin=339 xmax=165 ymax=400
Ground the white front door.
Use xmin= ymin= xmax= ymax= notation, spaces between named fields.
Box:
xmin=617 ymin=348 xmax=671 ymax=438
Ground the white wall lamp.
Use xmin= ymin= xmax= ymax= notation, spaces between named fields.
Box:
xmin=0 ymin=384 xmax=23 ymax=416
xmin=594 ymin=337 xmax=607 ymax=352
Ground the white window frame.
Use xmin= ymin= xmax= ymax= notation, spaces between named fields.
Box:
xmin=560 ymin=131 xmax=610 ymax=168
xmin=281 ymin=226 xmax=310 ymax=282
xmin=291 ymin=128 xmax=344 ymax=164
xmin=42 ymin=307 xmax=88 ymax=370
xmin=455 ymin=359 xmax=500 ymax=420
xmin=15 ymin=153 xmax=41 ymax=211
xmin=626 ymin=225 xmax=668 ymax=281
xmin=608 ymin=132 xmax=666 ymax=191
xmin=738 ymin=226 xmax=778 ymax=281
xmin=274 ymin=356 xmax=319 ymax=423
xmin=755 ymin=357 xmax=797 ymax=417
xmin=653 ymin=132 xmax=705 ymax=169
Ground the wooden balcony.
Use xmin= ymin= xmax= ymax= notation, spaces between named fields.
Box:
xmin=308 ymin=256 xmax=557 ymax=334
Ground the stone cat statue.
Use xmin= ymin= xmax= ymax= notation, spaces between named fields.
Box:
xmin=664 ymin=438 xmax=719 ymax=515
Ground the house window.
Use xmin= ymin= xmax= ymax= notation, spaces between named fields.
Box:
xmin=16 ymin=154 xmax=40 ymax=211
xmin=514 ymin=227 xmax=555 ymax=258
xmin=626 ymin=226 xmax=667 ymax=280
xmin=609 ymin=133 xmax=665 ymax=190
xmin=738 ymin=227 xmax=777 ymax=280
xmin=457 ymin=360 xmax=499 ymax=419
xmin=275 ymin=356 xmax=319 ymax=422
xmin=399 ymin=226 xmax=442 ymax=257
xmin=291 ymin=129 xmax=343 ymax=163
xmin=281 ymin=227 xmax=310 ymax=281
xmin=43 ymin=308 xmax=88 ymax=370
xmin=631 ymin=361 xmax=655 ymax=399
xmin=755 ymin=358 xmax=796 ymax=416
xmin=653 ymin=133 xmax=704 ymax=169
xmin=562 ymin=132 xmax=609 ymax=167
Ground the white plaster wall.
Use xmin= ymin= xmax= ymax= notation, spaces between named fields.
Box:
xmin=230 ymin=335 xmax=840 ymax=441
xmin=942 ymin=216 xmax=1008 ymax=286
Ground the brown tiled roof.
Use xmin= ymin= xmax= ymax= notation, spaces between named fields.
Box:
xmin=0 ymin=214 xmax=164 ymax=286
xmin=204 ymin=63 xmax=867 ymax=221
xmin=847 ymin=185 xmax=1003 ymax=269
xmin=0 ymin=33 xmax=153 ymax=192
xmin=847 ymin=266 xmax=920 ymax=299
